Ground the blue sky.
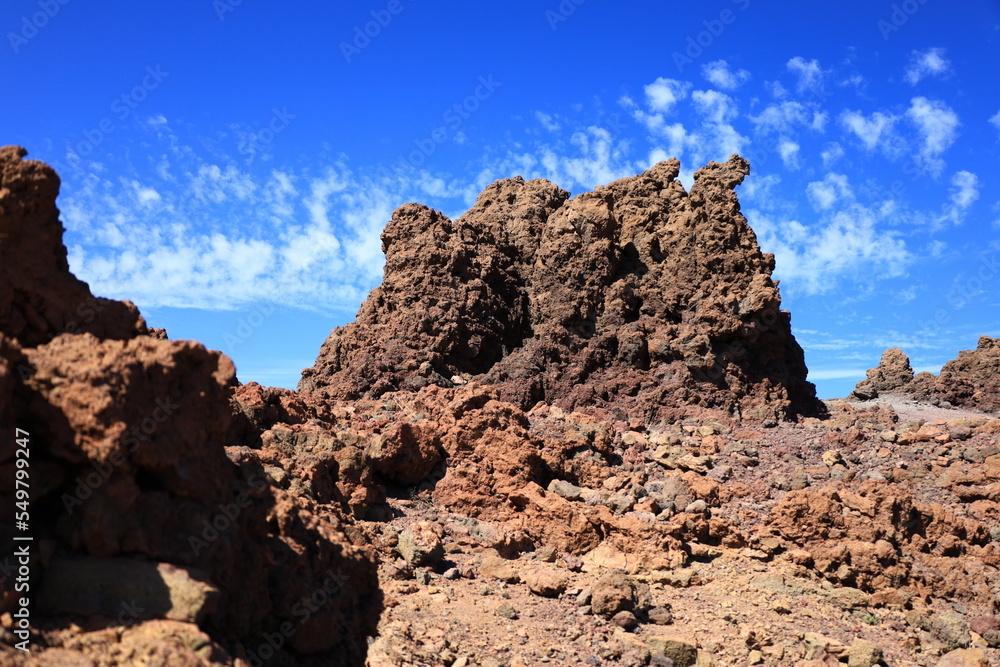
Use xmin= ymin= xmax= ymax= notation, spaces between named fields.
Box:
xmin=4 ymin=0 xmax=999 ymax=398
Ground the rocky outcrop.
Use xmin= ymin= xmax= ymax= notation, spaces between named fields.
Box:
xmin=300 ymin=156 xmax=821 ymax=422
xmin=0 ymin=146 xmax=148 ymax=347
xmin=852 ymin=347 xmax=914 ymax=400
xmin=0 ymin=147 xmax=381 ymax=666
xmin=907 ymin=336 xmax=1000 ymax=412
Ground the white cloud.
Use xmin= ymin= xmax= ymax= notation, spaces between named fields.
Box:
xmin=536 ymin=111 xmax=561 ymax=132
xmin=58 ymin=132 xmax=481 ymax=311
xmin=778 ymin=140 xmax=800 ymax=169
xmin=821 ymin=142 xmax=844 ymax=167
xmin=692 ymin=90 xmax=737 ymax=124
xmin=990 ymin=110 xmax=1000 ymax=136
xmin=806 ymin=173 xmax=853 ymax=210
xmin=935 ymin=170 xmax=979 ymax=226
xmin=904 ymin=48 xmax=951 ymax=85
xmin=644 ymin=78 xmax=690 ymax=113
xmin=482 ymin=124 xmax=639 ymax=194
xmin=787 ymin=57 xmax=824 ymax=93
xmin=749 ymin=202 xmax=910 ymax=294
xmin=702 ymin=60 xmax=750 ymax=90
xmin=839 ymin=110 xmax=899 ymax=153
xmin=906 ymin=97 xmax=960 ymax=174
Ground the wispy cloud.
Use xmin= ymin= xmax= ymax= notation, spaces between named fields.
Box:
xmin=906 ymin=96 xmax=960 ymax=175
xmin=935 ymin=170 xmax=979 ymax=226
xmin=787 ymin=56 xmax=825 ymax=93
xmin=702 ymin=60 xmax=750 ymax=90
xmin=904 ymin=48 xmax=951 ymax=85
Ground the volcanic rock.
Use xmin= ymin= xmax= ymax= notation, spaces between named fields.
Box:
xmin=851 ymin=347 xmax=914 ymax=400
xmin=907 ymin=336 xmax=1000 ymax=411
xmin=300 ymin=156 xmax=821 ymax=422
xmin=0 ymin=146 xmax=148 ymax=347
xmin=0 ymin=147 xmax=381 ymax=665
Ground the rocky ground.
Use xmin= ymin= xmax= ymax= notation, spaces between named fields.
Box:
xmin=2 ymin=146 xmax=999 ymax=667
xmin=357 ymin=397 xmax=1000 ymax=667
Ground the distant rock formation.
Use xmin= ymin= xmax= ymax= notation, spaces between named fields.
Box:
xmin=301 ymin=155 xmax=820 ymax=422
xmin=851 ymin=347 xmax=914 ymax=400
xmin=0 ymin=147 xmax=380 ymax=665
xmin=908 ymin=336 xmax=1000 ymax=412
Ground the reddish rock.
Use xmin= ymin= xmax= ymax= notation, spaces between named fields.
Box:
xmin=852 ymin=347 xmax=914 ymax=400
xmin=0 ymin=147 xmax=381 ymax=666
xmin=0 ymin=146 xmax=148 ymax=347
xmin=907 ymin=336 xmax=1000 ymax=411
xmin=300 ymin=156 xmax=821 ymax=422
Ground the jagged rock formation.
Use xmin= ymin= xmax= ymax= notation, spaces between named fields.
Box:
xmin=908 ymin=336 xmax=1000 ymax=412
xmin=0 ymin=147 xmax=380 ymax=666
xmin=301 ymin=156 xmax=820 ymax=422
xmin=851 ymin=347 xmax=914 ymax=400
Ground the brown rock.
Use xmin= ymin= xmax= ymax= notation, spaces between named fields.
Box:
xmin=852 ymin=347 xmax=914 ymax=399
xmin=397 ymin=521 xmax=444 ymax=567
xmin=590 ymin=570 xmax=652 ymax=619
xmin=300 ymin=155 xmax=822 ymax=423
xmin=522 ymin=565 xmax=568 ymax=597
xmin=937 ymin=648 xmax=990 ymax=667
xmin=0 ymin=146 xmax=148 ymax=347
xmin=907 ymin=336 xmax=1000 ymax=411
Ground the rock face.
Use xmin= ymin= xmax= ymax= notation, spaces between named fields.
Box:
xmin=907 ymin=336 xmax=1000 ymax=412
xmin=852 ymin=347 xmax=914 ymax=400
xmin=0 ymin=146 xmax=147 ymax=347
xmin=0 ymin=147 xmax=380 ymax=666
xmin=300 ymin=156 xmax=820 ymax=422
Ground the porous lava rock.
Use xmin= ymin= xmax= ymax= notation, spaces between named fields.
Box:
xmin=851 ymin=347 xmax=914 ymax=400
xmin=0 ymin=147 xmax=381 ymax=666
xmin=0 ymin=146 xmax=148 ymax=347
xmin=907 ymin=336 xmax=1000 ymax=412
xmin=300 ymin=155 xmax=820 ymax=422
xmin=763 ymin=481 xmax=1000 ymax=605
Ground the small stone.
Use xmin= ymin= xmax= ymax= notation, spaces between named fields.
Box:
xmin=683 ymin=499 xmax=708 ymax=514
xmin=548 ymin=479 xmax=584 ymax=501
xmin=590 ymin=571 xmax=652 ymax=619
xmin=442 ymin=567 xmax=460 ymax=580
xmin=826 ymin=586 xmax=871 ymax=609
xmin=933 ymin=611 xmax=971 ymax=648
xmin=562 ymin=554 xmax=584 ymax=571
xmin=613 ymin=610 xmax=639 ymax=630
xmin=397 ymin=521 xmax=444 ymax=567
xmin=969 ymin=616 xmax=1000 ymax=647
xmin=648 ymin=606 xmax=674 ymax=625
xmin=649 ymin=653 xmax=675 ymax=667
xmin=822 ymin=450 xmax=845 ymax=467
xmin=847 ymin=639 xmax=882 ymax=667
xmin=496 ymin=602 xmax=519 ymax=620
xmin=748 ymin=649 xmax=763 ymax=664
xmin=523 ymin=566 xmax=568 ymax=598
xmin=937 ymin=648 xmax=990 ymax=667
